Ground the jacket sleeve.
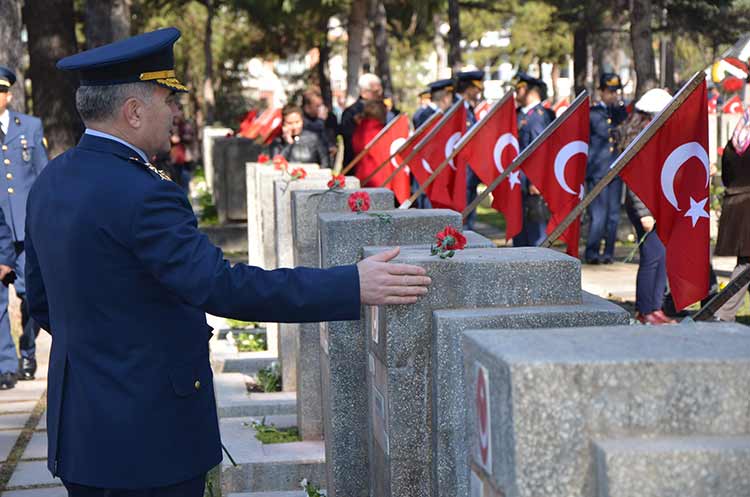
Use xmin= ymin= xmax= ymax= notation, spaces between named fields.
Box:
xmin=131 ymin=179 xmax=361 ymax=323
xmin=24 ymin=226 xmax=50 ymax=332
xmin=0 ymin=208 xmax=15 ymax=267
xmin=31 ymin=119 xmax=49 ymax=175
xmin=626 ymin=188 xmax=652 ymax=218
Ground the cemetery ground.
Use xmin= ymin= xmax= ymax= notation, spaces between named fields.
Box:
xmin=0 ymin=252 xmax=744 ymax=496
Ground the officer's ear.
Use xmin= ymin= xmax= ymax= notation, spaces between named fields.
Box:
xmin=4 ymin=93 xmax=11 ymax=105
xmin=122 ymin=97 xmax=144 ymax=129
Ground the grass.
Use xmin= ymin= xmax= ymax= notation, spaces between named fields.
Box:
xmin=235 ymin=332 xmax=267 ymax=352
xmin=226 ymin=319 xmax=258 ymax=329
xmin=248 ymin=419 xmax=301 ymax=444
xmin=475 ymin=204 xmax=506 ymax=232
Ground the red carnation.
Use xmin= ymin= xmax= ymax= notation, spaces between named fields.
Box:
xmin=290 ymin=167 xmax=307 ymax=180
xmin=431 ymin=226 xmax=467 ymax=258
xmin=273 ymin=155 xmax=289 ymax=171
xmin=328 ymin=174 xmax=346 ymax=189
xmin=258 ymin=153 xmax=270 ymax=163
xmin=348 ymin=191 xmax=371 ymax=212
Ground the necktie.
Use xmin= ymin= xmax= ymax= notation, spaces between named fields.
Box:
xmin=0 ymin=123 xmax=5 ymax=144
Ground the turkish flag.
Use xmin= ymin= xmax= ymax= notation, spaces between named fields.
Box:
xmin=396 ymin=111 xmax=442 ymax=166
xmin=619 ymin=80 xmax=710 ymax=310
xmin=455 ymin=96 xmax=522 ymax=239
xmin=723 ymin=95 xmax=743 ymax=114
xmin=474 ymin=101 xmax=490 ymax=122
xmin=362 ymin=113 xmax=410 ymax=202
xmin=521 ymin=99 xmax=589 ymax=257
xmin=410 ymin=104 xmax=467 ymax=208
xmin=245 ymin=108 xmax=272 ymax=139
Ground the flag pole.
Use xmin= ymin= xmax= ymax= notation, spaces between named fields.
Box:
xmin=340 ymin=114 xmax=404 ymax=176
xmin=399 ymin=92 xmax=515 ymax=209
xmin=461 ymin=90 xmax=590 ymax=220
xmin=539 ymin=71 xmax=705 ymax=248
xmin=360 ymin=111 xmax=442 ymax=186
xmin=380 ymin=99 xmax=463 ymax=188
xmin=689 ymin=266 xmax=750 ymax=321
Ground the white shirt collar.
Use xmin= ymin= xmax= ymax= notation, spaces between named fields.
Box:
xmin=0 ymin=110 xmax=9 ymax=136
xmin=84 ymin=128 xmax=150 ymax=163
xmin=520 ymin=102 xmax=539 ymax=115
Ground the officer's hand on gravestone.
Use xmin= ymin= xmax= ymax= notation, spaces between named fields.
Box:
xmin=0 ymin=265 xmax=14 ymax=287
xmin=357 ymin=247 xmax=431 ymax=306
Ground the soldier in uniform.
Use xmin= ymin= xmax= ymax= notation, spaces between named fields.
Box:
xmin=0 ymin=66 xmax=47 ymax=382
xmin=513 ymin=72 xmax=555 ymax=247
xmin=456 ymin=70 xmax=484 ymax=229
xmin=584 ymin=73 xmax=628 ymax=264
xmin=26 ymin=28 xmax=430 ymax=496
xmin=411 ymin=88 xmax=432 ymax=128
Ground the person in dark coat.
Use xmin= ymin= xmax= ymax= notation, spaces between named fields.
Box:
xmin=714 ymin=114 xmax=750 ymax=321
xmin=584 ymin=73 xmax=629 ymax=264
xmin=32 ymin=28 xmax=430 ymax=496
xmin=618 ymin=88 xmax=676 ymax=325
xmin=270 ymin=104 xmax=330 ymax=168
xmin=340 ymin=73 xmax=383 ymax=166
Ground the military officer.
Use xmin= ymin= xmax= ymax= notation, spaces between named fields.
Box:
xmin=0 ymin=66 xmax=47 ymax=382
xmin=456 ymin=70 xmax=485 ymax=229
xmin=584 ymin=73 xmax=628 ymax=264
xmin=513 ymin=72 xmax=555 ymax=247
xmin=411 ymin=88 xmax=432 ymax=129
xmin=412 ymin=78 xmax=454 ymax=208
xmin=0 ymin=201 xmax=18 ymax=389
xmin=27 ymin=28 xmax=429 ymax=496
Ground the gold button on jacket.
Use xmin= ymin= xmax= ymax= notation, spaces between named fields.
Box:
xmin=194 ymin=380 xmax=201 ymax=390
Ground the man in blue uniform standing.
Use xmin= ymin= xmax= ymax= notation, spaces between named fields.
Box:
xmin=584 ymin=73 xmax=628 ymax=264
xmin=0 ymin=66 xmax=47 ymax=382
xmin=513 ymin=72 xmax=555 ymax=247
xmin=456 ymin=70 xmax=484 ymax=229
xmin=25 ymin=28 xmax=431 ymax=496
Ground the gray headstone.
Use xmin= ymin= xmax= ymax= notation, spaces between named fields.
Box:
xmin=317 ymin=209 xmax=462 ymax=497
xmin=201 ymin=126 xmax=232 ymax=191
xmin=276 ymin=174 xmax=356 ymax=396
xmin=430 ymin=293 xmax=629 ymax=497
xmin=290 ymin=188 xmax=394 ymax=441
xmin=212 ymin=137 xmax=262 ymax=223
xmin=462 ymin=323 xmax=750 ymax=497
xmin=246 ymin=162 xmax=265 ymax=267
xmin=363 ymin=247 xmax=581 ymax=497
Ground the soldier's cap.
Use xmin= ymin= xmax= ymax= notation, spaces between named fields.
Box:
xmin=428 ymin=79 xmax=454 ymax=93
xmin=599 ymin=72 xmax=623 ymax=91
xmin=514 ymin=72 xmax=547 ymax=99
xmin=457 ymin=70 xmax=485 ymax=90
xmin=418 ymin=88 xmax=431 ymax=97
xmin=56 ymin=27 xmax=187 ymax=93
xmin=0 ymin=66 xmax=16 ymax=92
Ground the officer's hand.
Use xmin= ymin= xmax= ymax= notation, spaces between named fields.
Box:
xmin=641 ymin=215 xmax=655 ymax=232
xmin=357 ymin=247 xmax=431 ymax=306
xmin=529 ymin=185 xmax=541 ymax=195
xmin=0 ymin=265 xmax=11 ymax=281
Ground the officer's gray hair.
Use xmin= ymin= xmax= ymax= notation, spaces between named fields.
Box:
xmin=75 ymin=83 xmax=155 ymax=123
xmin=358 ymin=73 xmax=381 ymax=93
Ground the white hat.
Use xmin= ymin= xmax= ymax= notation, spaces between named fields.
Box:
xmin=635 ymin=88 xmax=672 ymax=113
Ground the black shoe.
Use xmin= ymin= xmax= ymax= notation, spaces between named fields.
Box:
xmin=18 ymin=358 xmax=36 ymax=380
xmin=0 ymin=371 xmax=17 ymax=389
xmin=602 ymin=258 xmax=614 ymax=264
xmin=585 ymin=258 xmax=600 ymax=265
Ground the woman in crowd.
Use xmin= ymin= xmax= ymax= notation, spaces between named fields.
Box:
xmin=270 ymin=104 xmax=330 ymax=168
xmin=617 ymin=88 xmax=677 ymax=325
xmin=714 ymin=111 xmax=750 ymax=321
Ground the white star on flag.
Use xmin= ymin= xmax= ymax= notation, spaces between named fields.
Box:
xmin=508 ymin=171 xmax=521 ymax=190
xmin=684 ymin=196 xmax=710 ymax=227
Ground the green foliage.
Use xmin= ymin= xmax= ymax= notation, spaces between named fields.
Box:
xmin=509 ymin=1 xmax=572 ymax=67
xmin=300 ymin=479 xmax=327 ymax=497
xmin=257 ymin=362 xmax=282 ymax=392
xmin=249 ymin=417 xmax=301 ymax=444
xmin=227 ymin=319 xmax=258 ymax=329
xmin=195 ymin=188 xmax=218 ymax=226
xmin=235 ymin=332 xmax=267 ymax=352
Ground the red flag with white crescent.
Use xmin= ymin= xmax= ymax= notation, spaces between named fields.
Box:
xmin=722 ymin=95 xmax=743 ymax=114
xmin=455 ymin=96 xmax=522 ymax=239
xmin=410 ymin=104 xmax=467 ymax=208
xmin=619 ymin=80 xmax=710 ymax=310
xmin=474 ymin=100 xmax=490 ymax=122
xmin=238 ymin=109 xmax=257 ymax=138
xmin=521 ymin=99 xmax=590 ymax=257
xmin=246 ymin=107 xmax=273 ymax=139
xmin=260 ymin=108 xmax=283 ymax=144
xmin=363 ymin=113 xmax=410 ymax=202
xmin=396 ymin=111 xmax=442 ymax=166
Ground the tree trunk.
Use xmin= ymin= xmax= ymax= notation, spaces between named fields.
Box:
xmin=573 ymin=25 xmax=588 ymax=96
xmin=346 ymin=0 xmax=367 ymax=101
xmin=85 ymin=0 xmax=131 ymax=49
xmin=23 ymin=0 xmax=82 ymax=158
xmin=661 ymin=33 xmax=675 ymax=91
xmin=0 ymin=0 xmax=25 ymax=113
xmin=433 ymin=13 xmax=447 ymax=80
xmin=551 ymin=63 xmax=560 ymax=104
xmin=629 ymin=0 xmax=657 ymax=99
xmin=372 ymin=0 xmax=393 ymax=96
xmin=447 ymin=0 xmax=462 ymax=73
xmin=202 ymin=0 xmax=215 ymax=124
xmin=317 ymin=17 xmax=334 ymax=111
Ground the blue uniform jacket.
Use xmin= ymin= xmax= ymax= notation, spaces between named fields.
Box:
xmin=587 ymin=102 xmax=628 ymax=181
xmin=0 ymin=207 xmax=15 ymax=267
xmin=1 ymin=110 xmax=47 ymax=241
xmin=412 ymin=105 xmax=436 ymax=129
xmin=518 ymin=103 xmax=554 ymax=192
xmin=25 ymin=134 xmax=361 ymax=488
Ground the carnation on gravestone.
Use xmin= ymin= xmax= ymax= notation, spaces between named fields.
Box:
xmin=431 ymin=225 xmax=467 ymax=259
xmin=258 ymin=153 xmax=270 ymax=163
xmin=273 ymin=155 xmax=289 ymax=171
xmin=290 ymin=167 xmax=307 ymax=181
xmin=348 ymin=191 xmax=371 ymax=212
xmin=327 ymin=173 xmax=346 ymax=189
